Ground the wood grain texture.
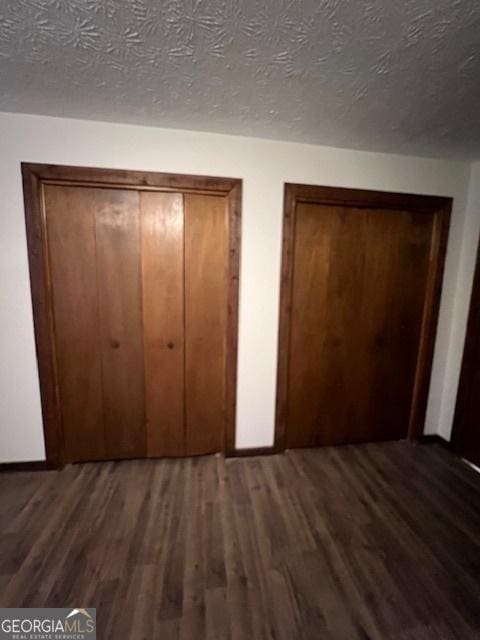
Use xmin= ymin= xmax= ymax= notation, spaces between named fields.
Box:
xmin=287 ymin=203 xmax=433 ymax=447
xmin=224 ymin=183 xmax=242 ymax=455
xmin=22 ymin=164 xmax=242 ymax=467
xmin=407 ymin=204 xmax=451 ymax=438
xmin=140 ymin=192 xmax=185 ymax=457
xmin=45 ymin=186 xmax=105 ymax=462
xmin=22 ymin=168 xmax=64 ymax=467
xmin=285 ymin=183 xmax=449 ymax=213
xmin=95 ymin=188 xmax=146 ymax=459
xmin=185 ymin=194 xmax=228 ymax=455
xmin=452 ymin=233 xmax=480 ymax=466
xmin=275 ymin=184 xmax=452 ymax=450
xmin=1 ymin=442 xmax=480 ymax=639
xmin=21 ymin=163 xmax=240 ymax=195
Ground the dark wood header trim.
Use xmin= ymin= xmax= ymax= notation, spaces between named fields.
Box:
xmin=285 ymin=183 xmax=451 ymax=213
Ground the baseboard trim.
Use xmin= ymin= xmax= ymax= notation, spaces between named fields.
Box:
xmin=226 ymin=446 xmax=280 ymax=458
xmin=419 ymin=434 xmax=450 ymax=448
xmin=0 ymin=460 xmax=50 ymax=472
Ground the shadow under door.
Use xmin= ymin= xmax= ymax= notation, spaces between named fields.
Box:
xmin=24 ymin=165 xmax=240 ymax=464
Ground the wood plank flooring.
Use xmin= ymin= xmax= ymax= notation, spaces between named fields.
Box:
xmin=1 ymin=442 xmax=480 ymax=639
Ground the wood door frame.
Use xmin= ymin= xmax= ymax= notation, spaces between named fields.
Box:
xmin=22 ymin=163 xmax=242 ymax=468
xmin=274 ymin=183 xmax=452 ymax=451
xmin=451 ymin=233 xmax=480 ymax=459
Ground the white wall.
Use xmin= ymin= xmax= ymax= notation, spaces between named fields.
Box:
xmin=0 ymin=111 xmax=475 ymax=461
xmin=429 ymin=162 xmax=480 ymax=440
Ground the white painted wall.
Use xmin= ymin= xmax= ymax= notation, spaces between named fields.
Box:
xmin=429 ymin=162 xmax=480 ymax=440
xmin=0 ymin=111 xmax=475 ymax=461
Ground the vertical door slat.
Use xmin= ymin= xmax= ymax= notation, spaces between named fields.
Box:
xmin=184 ymin=194 xmax=228 ymax=455
xmin=95 ymin=188 xmax=146 ymax=459
xmin=140 ymin=191 xmax=185 ymax=457
xmin=45 ymin=185 xmax=105 ymax=462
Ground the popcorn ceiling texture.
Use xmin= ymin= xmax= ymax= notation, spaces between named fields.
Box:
xmin=0 ymin=0 xmax=479 ymax=158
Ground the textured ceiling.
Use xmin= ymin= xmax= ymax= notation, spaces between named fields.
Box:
xmin=0 ymin=0 xmax=479 ymax=159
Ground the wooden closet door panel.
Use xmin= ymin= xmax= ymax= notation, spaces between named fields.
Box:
xmin=140 ymin=192 xmax=185 ymax=457
xmin=45 ymin=185 xmax=105 ymax=462
xmin=184 ymin=194 xmax=228 ymax=455
xmin=361 ymin=209 xmax=433 ymax=441
xmin=286 ymin=203 xmax=433 ymax=448
xmin=94 ymin=188 xmax=146 ymax=459
xmin=287 ymin=204 xmax=339 ymax=448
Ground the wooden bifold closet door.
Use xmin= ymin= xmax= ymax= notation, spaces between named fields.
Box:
xmin=23 ymin=165 xmax=240 ymax=466
xmin=276 ymin=184 xmax=451 ymax=450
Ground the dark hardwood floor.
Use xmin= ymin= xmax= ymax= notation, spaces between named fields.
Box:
xmin=1 ymin=442 xmax=480 ymax=639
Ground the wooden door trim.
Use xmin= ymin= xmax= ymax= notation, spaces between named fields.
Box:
xmin=23 ymin=164 xmax=239 ymax=194
xmin=22 ymin=163 xmax=242 ymax=467
xmin=274 ymin=183 xmax=452 ymax=451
